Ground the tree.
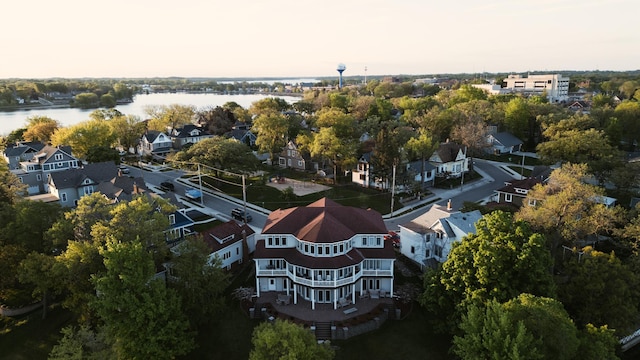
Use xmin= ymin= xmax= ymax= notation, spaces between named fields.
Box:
xmin=99 ymin=94 xmax=116 ymax=108
xmin=168 ymin=237 xmax=230 ymax=327
xmin=107 ymin=114 xmax=146 ymax=152
xmin=517 ymin=163 xmax=623 ymax=252
xmin=613 ymin=101 xmax=640 ymax=150
xmin=90 ymin=196 xmax=173 ymax=266
xmin=449 ymin=117 xmax=489 ymax=156
xmin=578 ymin=324 xmax=620 ymax=360
xmin=308 ymin=127 xmax=357 ymax=184
xmin=51 ymin=119 xmax=117 ymax=159
xmin=49 ymin=325 xmax=114 ymax=360
xmin=536 ymin=126 xmax=623 ymax=184
xmin=22 ymin=115 xmax=59 ymax=143
xmin=196 ymin=106 xmax=236 ymax=135
xmin=453 ymin=299 xmax=542 ymax=360
xmin=73 ymin=93 xmax=99 ymax=108
xmin=505 ymin=294 xmax=580 ymax=360
xmin=504 ymin=97 xmax=530 ymax=141
xmin=249 ymin=97 xmax=291 ymax=116
xmin=252 ymin=111 xmax=289 ymax=161
xmin=249 ymin=320 xmax=334 ymax=360
xmin=171 ymin=136 xmax=260 ymax=174
xmin=557 ymin=247 xmax=640 ymax=332
xmin=144 ymin=104 xmax=196 ymax=131
xmin=406 ymin=129 xmax=437 ymax=189
xmin=89 ymin=108 xmax=124 ymax=120
xmin=18 ymin=252 xmax=63 ymax=319
xmin=92 ymin=238 xmax=194 ymax=359
xmin=85 ymin=145 xmax=120 ymax=164
xmin=421 ymin=211 xmax=555 ymax=332
xmin=0 ymin=200 xmax=63 ymax=253
xmin=0 ymin=160 xmax=26 ymax=204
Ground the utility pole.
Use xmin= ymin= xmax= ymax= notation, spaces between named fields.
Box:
xmin=242 ymin=174 xmax=248 ymax=224
xmin=390 ymin=163 xmax=397 ymax=216
xmin=460 ymin=146 xmax=467 ymax=192
xmin=197 ymin=163 xmax=203 ymax=206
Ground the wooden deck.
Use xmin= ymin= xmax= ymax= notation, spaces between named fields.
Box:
xmin=256 ymin=292 xmax=393 ymax=323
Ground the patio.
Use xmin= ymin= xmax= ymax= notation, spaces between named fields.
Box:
xmin=255 ymin=292 xmax=394 ymax=323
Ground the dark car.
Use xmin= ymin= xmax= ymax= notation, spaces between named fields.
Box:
xmin=231 ymin=208 xmax=252 ymax=222
xmin=160 ymin=181 xmax=175 ymax=192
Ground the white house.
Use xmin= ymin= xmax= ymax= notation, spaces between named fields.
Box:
xmin=253 ymin=198 xmax=396 ymax=310
xmin=429 ymin=141 xmax=469 ymax=179
xmin=201 ymin=220 xmax=254 ymax=271
xmin=399 ymin=202 xmax=482 ymax=270
xmin=501 ymin=74 xmax=570 ymax=103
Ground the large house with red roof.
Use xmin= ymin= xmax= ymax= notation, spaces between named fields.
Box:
xmin=253 ymin=198 xmax=396 ymax=310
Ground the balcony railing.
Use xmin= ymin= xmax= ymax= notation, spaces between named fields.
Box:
xmin=255 ymin=265 xmax=393 ymax=287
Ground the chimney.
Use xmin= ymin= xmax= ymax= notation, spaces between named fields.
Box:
xmin=447 ymin=199 xmax=452 ymax=211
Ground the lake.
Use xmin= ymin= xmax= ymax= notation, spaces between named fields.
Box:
xmin=0 ymin=92 xmax=302 ymax=136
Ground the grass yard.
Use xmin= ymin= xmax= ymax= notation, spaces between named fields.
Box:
xmin=507 ymin=165 xmax=532 ymax=177
xmin=333 ymin=304 xmax=451 ymax=360
xmin=196 ymin=173 xmax=402 ymax=214
xmin=0 ymin=305 xmax=73 ymax=360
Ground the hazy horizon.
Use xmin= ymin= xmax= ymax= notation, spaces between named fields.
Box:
xmin=3 ymin=0 xmax=639 ymax=79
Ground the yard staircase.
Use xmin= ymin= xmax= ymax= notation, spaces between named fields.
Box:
xmin=314 ymin=321 xmax=332 ymax=340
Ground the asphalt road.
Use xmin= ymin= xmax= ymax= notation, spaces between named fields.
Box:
xmin=125 ymin=159 xmax=516 ymax=234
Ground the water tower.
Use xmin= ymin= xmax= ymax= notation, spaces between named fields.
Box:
xmin=337 ymin=63 xmax=346 ymax=88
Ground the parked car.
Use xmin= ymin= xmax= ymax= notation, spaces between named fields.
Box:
xmin=185 ymin=188 xmax=202 ymax=200
xmin=160 ymin=181 xmax=175 ymax=192
xmin=231 ymin=208 xmax=252 ymax=222
xmin=118 ymin=164 xmax=130 ymax=174
xmin=385 ymin=231 xmax=400 ymax=248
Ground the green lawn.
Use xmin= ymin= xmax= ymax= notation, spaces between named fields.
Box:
xmin=0 ymin=306 xmax=73 ymax=360
xmin=193 ymin=173 xmax=403 ymax=214
xmin=507 ymin=165 xmax=532 ymax=178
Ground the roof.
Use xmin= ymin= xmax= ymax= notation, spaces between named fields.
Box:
xmin=491 ymin=132 xmax=523 ymax=147
xmin=143 ymin=130 xmax=165 ymax=143
xmin=261 ymin=198 xmax=387 ymax=243
xmin=171 ymin=124 xmax=209 ymax=138
xmin=432 ymin=142 xmax=463 ymax=163
xmin=496 ymin=177 xmax=543 ymax=195
xmin=49 ymin=162 xmax=118 ymax=189
xmin=407 ymin=160 xmax=436 ymax=173
xmin=201 ymin=220 xmax=255 ymax=254
xmin=35 ymin=145 xmax=74 ymax=164
xmin=444 ymin=211 xmax=482 ymax=237
xmin=401 ymin=204 xmax=454 ymax=234
xmin=3 ymin=141 xmax=45 ymax=157
xmin=96 ymin=175 xmax=147 ymax=201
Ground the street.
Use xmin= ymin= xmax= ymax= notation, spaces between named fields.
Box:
xmin=125 ymin=158 xmax=517 ymax=234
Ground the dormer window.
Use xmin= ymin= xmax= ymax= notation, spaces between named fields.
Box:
xmin=169 ymin=214 xmax=175 ymax=225
xmin=54 ymin=154 xmax=63 ymax=161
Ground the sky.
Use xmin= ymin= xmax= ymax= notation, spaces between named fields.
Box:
xmin=3 ymin=0 xmax=639 ymax=79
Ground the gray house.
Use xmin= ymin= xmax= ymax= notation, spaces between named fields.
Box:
xmin=486 ymin=132 xmax=523 ymax=154
xmin=11 ymin=145 xmax=80 ymax=195
xmin=168 ymin=124 xmax=213 ymax=150
xmin=139 ymin=131 xmax=172 ymax=157
xmin=2 ymin=141 xmax=45 ymax=170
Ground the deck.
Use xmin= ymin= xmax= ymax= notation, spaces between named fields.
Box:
xmin=255 ymin=292 xmax=393 ymax=323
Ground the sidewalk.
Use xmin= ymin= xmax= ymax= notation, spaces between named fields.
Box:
xmin=382 ymin=166 xmax=495 ymax=219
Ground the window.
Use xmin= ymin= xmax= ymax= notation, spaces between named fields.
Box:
xmin=54 ymin=154 xmax=63 ymax=161
xmin=435 ymin=245 xmax=443 ymax=258
xmin=282 ymin=238 xmax=287 ymax=246
xmin=84 ymin=187 xmax=94 ymax=195
xmin=362 ymin=237 xmax=368 ymax=246
xmin=236 ymin=248 xmax=239 ymax=255
xmin=19 ymin=177 xmax=24 ymax=183
xmin=505 ymin=194 xmax=513 ymax=202
xmin=318 ymin=246 xmax=323 ymax=255
xmin=275 ymin=237 xmax=280 ymax=246
xmin=376 ymin=237 xmax=381 ymax=246
xmin=305 ymin=244 xmax=309 ymax=253
xmin=168 ymin=214 xmax=175 ymax=225
xmin=268 ymin=237 xmax=273 ymax=246
xmin=528 ymin=199 xmax=536 ymax=206
xmin=411 ymin=246 xmax=415 ymax=254
xmin=298 ymin=160 xmax=303 ymax=167
xmin=340 ymin=244 xmax=344 ymax=252
xmin=36 ymin=174 xmax=42 ymax=181
xmin=333 ymin=245 xmax=338 ymax=253
xmin=311 ymin=246 xmax=315 ymax=254
xmin=325 ymin=245 xmax=329 ymax=255
xmin=61 ymin=193 xmax=67 ymax=202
